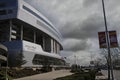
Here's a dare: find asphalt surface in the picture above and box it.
[14,70,73,80]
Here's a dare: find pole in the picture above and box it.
[74,55,76,65]
[101,0,114,80]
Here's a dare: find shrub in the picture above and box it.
[71,64,81,73]
[0,70,13,80]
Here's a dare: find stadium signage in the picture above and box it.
[23,41,43,52]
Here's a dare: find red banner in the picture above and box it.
[98,32,107,48]
[98,31,118,48]
[109,31,118,48]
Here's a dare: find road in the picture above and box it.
[102,70,120,80]
[14,70,73,80]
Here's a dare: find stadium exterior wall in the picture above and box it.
[0,0,64,67]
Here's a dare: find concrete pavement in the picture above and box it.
[101,70,120,80]
[14,70,73,80]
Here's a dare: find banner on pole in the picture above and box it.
[98,32,107,48]
[109,31,118,48]
[98,31,118,48]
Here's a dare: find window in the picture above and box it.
[0,9,13,15]
[0,21,10,41]
[8,9,13,14]
[0,3,6,8]
[0,10,7,15]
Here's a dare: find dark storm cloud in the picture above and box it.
[62,39,91,51]
[61,14,104,39]
[83,0,99,7]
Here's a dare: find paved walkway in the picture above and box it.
[101,70,120,80]
[14,70,73,80]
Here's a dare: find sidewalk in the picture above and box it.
[14,70,73,80]
[101,70,119,80]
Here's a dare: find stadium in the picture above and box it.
[0,0,65,67]
[0,44,7,66]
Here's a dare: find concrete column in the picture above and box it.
[51,39,54,53]
[21,25,23,40]
[9,20,12,41]
[53,40,54,53]
[55,42,57,54]
[57,43,59,54]
[42,36,45,50]
[33,30,36,43]
[53,40,56,53]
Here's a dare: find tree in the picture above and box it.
[8,52,26,67]
[15,52,26,67]
[100,48,120,68]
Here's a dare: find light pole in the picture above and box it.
[74,55,76,65]
[101,0,114,80]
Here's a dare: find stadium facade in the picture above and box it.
[0,0,64,67]
[0,44,7,66]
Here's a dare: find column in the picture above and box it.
[42,36,45,50]
[33,30,36,43]
[20,25,23,40]
[51,39,54,53]
[53,40,56,53]
[9,20,12,41]
[57,43,60,54]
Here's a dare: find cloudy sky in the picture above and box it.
[25,0,120,65]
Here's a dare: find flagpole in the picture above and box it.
[101,0,114,80]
